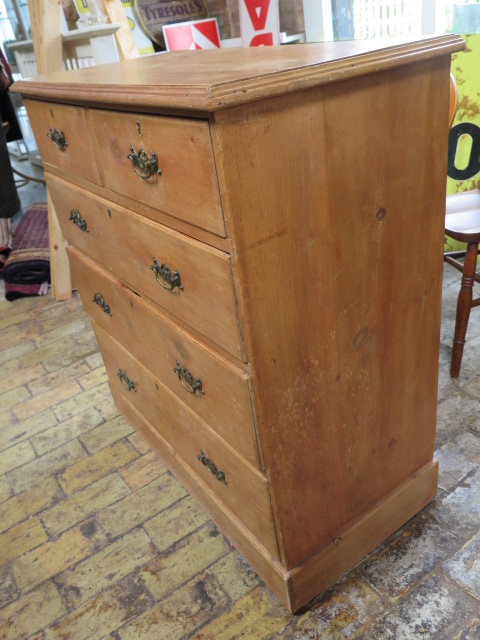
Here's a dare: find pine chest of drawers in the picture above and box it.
[14,35,465,612]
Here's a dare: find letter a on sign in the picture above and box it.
[239,0,279,47]
[244,0,270,30]
[163,18,221,51]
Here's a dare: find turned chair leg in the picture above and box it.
[451,241,479,378]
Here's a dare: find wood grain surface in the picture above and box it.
[95,322,278,556]
[12,36,464,111]
[68,247,261,468]
[46,173,244,360]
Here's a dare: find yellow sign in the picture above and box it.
[446,34,480,251]
[74,0,90,14]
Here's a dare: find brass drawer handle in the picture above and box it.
[69,208,89,233]
[173,361,204,395]
[198,451,226,484]
[151,257,183,291]
[47,127,67,150]
[117,369,136,392]
[92,293,112,316]
[127,146,161,179]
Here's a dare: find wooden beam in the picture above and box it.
[100,0,139,59]
[27,0,72,299]
[26,0,63,74]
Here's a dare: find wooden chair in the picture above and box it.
[444,74,480,377]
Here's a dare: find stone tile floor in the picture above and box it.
[1,164,480,638]
[0,266,479,639]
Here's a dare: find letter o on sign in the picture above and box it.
[447,122,480,181]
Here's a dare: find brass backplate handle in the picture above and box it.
[69,209,88,233]
[173,361,204,395]
[92,293,112,316]
[127,145,161,179]
[198,451,226,484]
[151,257,183,291]
[47,127,67,150]
[117,369,136,392]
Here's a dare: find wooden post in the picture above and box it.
[27,0,72,300]
[100,0,139,59]
[27,0,63,75]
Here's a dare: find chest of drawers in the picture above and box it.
[13,35,464,612]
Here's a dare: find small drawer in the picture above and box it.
[24,99,102,185]
[89,108,225,237]
[68,246,261,469]
[93,322,277,557]
[46,173,244,360]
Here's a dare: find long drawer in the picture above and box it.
[24,99,102,185]
[68,246,261,469]
[89,108,225,236]
[93,321,278,556]
[46,173,244,360]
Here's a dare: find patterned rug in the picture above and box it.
[0,218,13,273]
[3,202,50,301]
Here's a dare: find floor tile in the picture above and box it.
[41,472,130,537]
[76,365,108,391]
[140,521,230,600]
[207,552,260,602]
[0,581,66,640]
[0,339,36,367]
[363,574,480,639]
[119,450,167,491]
[435,431,480,491]
[0,361,46,395]
[435,392,480,447]
[0,408,58,452]
[79,414,134,454]
[55,527,156,610]
[0,564,17,607]
[0,474,11,503]
[118,572,229,640]
[26,360,89,397]
[0,439,36,475]
[143,494,209,553]
[452,621,480,640]
[434,466,480,535]
[361,517,460,600]
[0,476,62,533]
[45,573,154,640]
[275,574,386,640]
[0,517,48,564]
[57,438,138,495]
[13,380,82,422]
[52,381,112,422]
[11,518,107,591]
[7,439,87,494]
[30,407,105,456]
[190,585,290,640]
[443,532,480,600]
[98,473,187,538]
[0,383,31,413]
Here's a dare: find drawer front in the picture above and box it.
[68,246,261,469]
[93,322,277,556]
[46,174,244,360]
[24,99,101,185]
[89,109,225,236]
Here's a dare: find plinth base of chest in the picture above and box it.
[110,386,438,613]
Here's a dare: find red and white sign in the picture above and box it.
[163,18,220,51]
[239,0,279,47]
